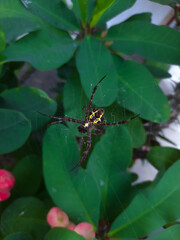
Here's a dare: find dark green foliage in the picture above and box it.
[0,1,180,239]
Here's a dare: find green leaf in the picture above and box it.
[109,159,180,238]
[107,21,180,65]
[0,86,57,131]
[0,0,41,43]
[3,232,34,240]
[145,64,171,79]
[0,197,49,240]
[91,0,136,26]
[0,28,5,52]
[43,124,100,227]
[1,28,78,70]
[21,0,80,31]
[104,103,146,148]
[147,146,180,170]
[87,126,133,221]
[148,225,180,240]
[63,71,89,136]
[12,155,42,197]
[113,58,170,123]
[149,0,180,6]
[0,109,31,154]
[72,0,96,23]
[125,13,152,22]
[76,36,118,107]
[44,228,85,240]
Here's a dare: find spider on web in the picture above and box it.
[38,76,140,171]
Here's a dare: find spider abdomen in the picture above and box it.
[89,108,104,124]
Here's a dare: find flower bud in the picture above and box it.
[67,222,76,230]
[47,207,69,228]
[0,189,10,201]
[0,169,15,191]
[74,222,95,240]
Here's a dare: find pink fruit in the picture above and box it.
[0,189,10,201]
[74,222,95,240]
[47,207,69,228]
[0,169,15,190]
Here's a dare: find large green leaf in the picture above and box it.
[107,21,180,65]
[44,228,85,240]
[0,197,49,240]
[43,124,100,227]
[0,0,41,43]
[109,159,180,238]
[12,155,42,197]
[87,126,133,221]
[1,28,78,70]
[113,58,170,123]
[148,225,180,240]
[0,109,31,154]
[76,36,118,107]
[0,86,57,130]
[3,232,34,240]
[147,146,180,170]
[21,0,80,31]
[91,0,136,26]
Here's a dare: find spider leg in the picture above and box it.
[88,75,106,110]
[70,128,91,171]
[92,126,105,135]
[100,114,140,126]
[38,111,85,124]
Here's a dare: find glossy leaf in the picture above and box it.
[21,0,80,31]
[0,86,57,131]
[0,197,49,240]
[147,146,180,170]
[76,36,118,107]
[88,126,133,221]
[72,0,96,23]
[145,64,171,79]
[91,0,136,26]
[109,159,180,238]
[12,155,42,197]
[43,124,100,227]
[0,109,31,154]
[1,28,78,70]
[113,58,170,122]
[0,27,5,52]
[3,232,33,240]
[44,228,85,240]
[107,21,180,65]
[0,0,40,43]
[148,225,180,240]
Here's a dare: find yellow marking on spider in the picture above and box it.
[89,109,104,124]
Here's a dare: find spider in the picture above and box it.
[38,76,139,171]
